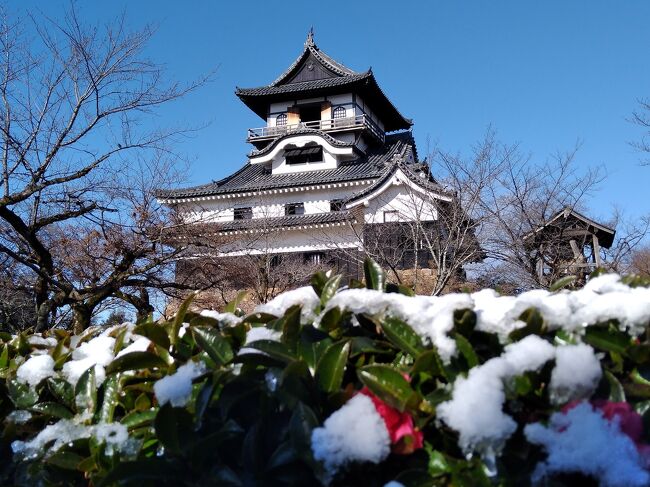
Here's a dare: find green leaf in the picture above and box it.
[133,322,170,350]
[154,404,194,455]
[549,275,577,291]
[509,308,544,342]
[99,374,121,423]
[97,458,181,486]
[280,305,301,349]
[170,291,198,347]
[584,326,631,355]
[192,326,234,366]
[411,349,446,380]
[241,340,296,363]
[386,283,415,296]
[289,402,319,460]
[380,317,424,357]
[121,409,157,429]
[315,341,350,393]
[30,402,73,419]
[319,307,344,332]
[357,364,419,411]
[75,366,97,417]
[7,380,38,409]
[106,351,168,374]
[0,344,8,367]
[605,370,626,402]
[426,444,451,477]
[454,333,479,368]
[47,378,75,409]
[320,274,342,307]
[310,270,331,296]
[242,312,277,324]
[364,257,385,291]
[45,451,85,470]
[224,290,248,313]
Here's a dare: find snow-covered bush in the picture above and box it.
[0,260,649,486]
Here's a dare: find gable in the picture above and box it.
[283,52,341,85]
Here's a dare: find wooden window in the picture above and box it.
[285,146,323,165]
[383,210,399,222]
[276,113,287,126]
[332,106,347,119]
[233,207,253,220]
[330,199,344,212]
[304,252,324,265]
[285,202,305,216]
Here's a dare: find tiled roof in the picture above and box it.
[215,210,355,232]
[237,72,372,97]
[158,132,417,199]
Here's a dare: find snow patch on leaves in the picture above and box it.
[311,394,391,479]
[255,286,320,323]
[525,402,649,487]
[153,360,206,407]
[16,355,56,387]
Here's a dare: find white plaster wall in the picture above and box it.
[363,184,438,224]
[219,224,362,256]
[177,185,369,224]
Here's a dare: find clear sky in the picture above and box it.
[15,0,650,224]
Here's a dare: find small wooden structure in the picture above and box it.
[524,207,616,285]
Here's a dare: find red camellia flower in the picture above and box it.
[358,387,424,455]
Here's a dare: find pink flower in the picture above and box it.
[358,387,424,455]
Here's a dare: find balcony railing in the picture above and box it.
[247,114,385,143]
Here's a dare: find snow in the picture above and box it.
[16,355,56,387]
[62,335,116,386]
[437,336,556,456]
[473,274,650,338]
[7,410,32,424]
[255,286,320,323]
[525,402,649,487]
[438,337,604,458]
[153,360,206,407]
[549,344,602,405]
[322,289,473,362]
[383,482,405,487]
[11,420,129,460]
[115,336,152,359]
[238,326,282,355]
[311,393,391,478]
[27,336,57,347]
[200,310,242,327]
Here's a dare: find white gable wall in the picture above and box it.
[364,184,438,224]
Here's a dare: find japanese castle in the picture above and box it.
[159,32,454,276]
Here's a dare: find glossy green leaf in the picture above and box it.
[121,409,157,429]
[584,326,631,355]
[47,378,75,409]
[280,305,301,349]
[0,344,8,367]
[224,290,248,313]
[30,401,73,419]
[364,256,386,291]
[97,458,181,486]
[381,317,424,357]
[106,351,168,374]
[192,326,234,366]
[7,380,38,409]
[549,275,577,291]
[75,366,97,417]
[170,291,197,346]
[154,404,194,455]
[133,322,170,350]
[426,445,451,477]
[315,341,350,393]
[99,375,121,423]
[454,333,479,368]
[241,340,296,363]
[357,364,419,411]
[509,308,544,342]
[411,349,446,380]
[310,270,331,296]
[320,274,342,307]
[605,370,626,402]
[46,451,84,470]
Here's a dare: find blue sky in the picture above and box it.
[16,0,650,224]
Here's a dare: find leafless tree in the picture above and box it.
[631,98,650,165]
[0,4,213,331]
